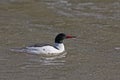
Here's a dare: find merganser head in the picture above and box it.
[55,33,76,43]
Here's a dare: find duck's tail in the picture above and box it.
[10,47,28,53]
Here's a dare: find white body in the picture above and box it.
[17,43,65,55]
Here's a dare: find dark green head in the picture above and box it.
[55,33,76,43]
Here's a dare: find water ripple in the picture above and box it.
[45,0,120,20]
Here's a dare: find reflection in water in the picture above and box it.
[115,47,120,50]
[29,52,67,65]
[20,58,66,69]
[29,58,66,66]
[20,52,67,69]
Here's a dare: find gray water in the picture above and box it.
[0,0,120,80]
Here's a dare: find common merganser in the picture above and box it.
[11,33,76,55]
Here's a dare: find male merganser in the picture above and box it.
[11,33,76,55]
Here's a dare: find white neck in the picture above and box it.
[54,43,65,51]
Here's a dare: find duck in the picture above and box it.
[11,33,76,55]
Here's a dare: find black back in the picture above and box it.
[28,43,52,47]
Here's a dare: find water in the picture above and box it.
[0,0,120,80]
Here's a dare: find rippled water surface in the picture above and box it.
[0,0,120,80]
